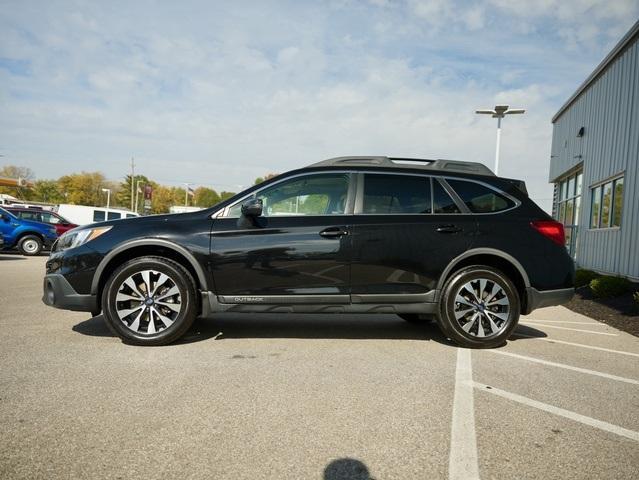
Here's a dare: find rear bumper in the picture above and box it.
[524,287,574,314]
[42,274,97,312]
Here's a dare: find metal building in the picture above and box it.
[549,20,639,280]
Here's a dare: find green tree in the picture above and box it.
[57,172,108,206]
[117,174,151,211]
[31,180,64,203]
[193,187,221,208]
[219,191,236,201]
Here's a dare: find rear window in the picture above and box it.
[447,179,514,213]
[363,174,431,214]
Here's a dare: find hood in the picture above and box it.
[84,210,210,230]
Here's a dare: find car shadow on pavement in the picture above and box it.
[72,314,549,347]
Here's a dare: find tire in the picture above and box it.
[101,256,197,346]
[18,235,43,256]
[398,314,434,324]
[436,266,520,349]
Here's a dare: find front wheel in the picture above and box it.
[437,266,520,349]
[102,256,197,346]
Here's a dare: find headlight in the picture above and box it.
[56,226,112,251]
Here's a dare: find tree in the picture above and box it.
[31,180,64,204]
[0,165,36,199]
[254,173,278,185]
[219,191,236,201]
[193,187,221,208]
[57,172,108,206]
[150,185,187,214]
[118,174,151,211]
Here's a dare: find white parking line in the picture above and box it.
[474,382,639,442]
[521,321,618,336]
[523,319,606,326]
[449,349,480,480]
[489,350,639,385]
[512,333,639,358]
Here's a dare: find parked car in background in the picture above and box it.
[0,206,58,255]
[55,204,139,226]
[5,207,78,236]
[43,156,575,347]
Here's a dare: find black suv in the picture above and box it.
[43,157,574,347]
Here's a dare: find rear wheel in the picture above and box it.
[102,256,197,346]
[18,235,43,256]
[437,266,520,348]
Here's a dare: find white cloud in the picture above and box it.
[0,0,638,211]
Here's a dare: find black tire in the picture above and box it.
[18,235,43,256]
[436,266,520,349]
[101,256,197,346]
[398,314,434,324]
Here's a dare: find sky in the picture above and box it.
[1,0,638,211]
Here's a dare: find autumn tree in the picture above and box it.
[254,173,278,185]
[30,180,64,203]
[0,165,36,199]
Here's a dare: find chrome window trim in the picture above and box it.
[356,170,519,216]
[213,169,521,218]
[213,170,356,219]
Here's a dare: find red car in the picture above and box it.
[5,207,78,236]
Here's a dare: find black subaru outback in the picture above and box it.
[43,157,574,348]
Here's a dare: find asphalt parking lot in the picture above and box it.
[1,255,638,479]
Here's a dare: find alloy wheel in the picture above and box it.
[453,278,510,338]
[115,269,182,335]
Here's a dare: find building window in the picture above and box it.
[590,175,624,229]
[554,169,582,258]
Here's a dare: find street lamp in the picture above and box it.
[475,105,525,175]
[101,188,111,210]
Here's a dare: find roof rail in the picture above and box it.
[307,156,495,176]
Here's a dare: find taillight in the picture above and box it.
[530,220,565,246]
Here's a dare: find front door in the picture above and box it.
[349,172,477,301]
[210,172,354,301]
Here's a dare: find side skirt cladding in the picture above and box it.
[200,291,439,316]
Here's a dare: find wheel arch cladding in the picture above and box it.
[439,250,529,313]
[92,240,208,306]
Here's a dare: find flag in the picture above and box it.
[187,185,195,196]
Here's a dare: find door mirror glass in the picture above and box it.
[241,198,263,217]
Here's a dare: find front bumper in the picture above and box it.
[524,287,574,314]
[42,274,97,312]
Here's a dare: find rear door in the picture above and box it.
[210,172,355,301]
[349,172,477,302]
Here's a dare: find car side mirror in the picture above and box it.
[241,198,263,217]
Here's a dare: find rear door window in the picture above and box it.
[446,179,514,213]
[363,174,431,214]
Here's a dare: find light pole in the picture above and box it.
[101,188,111,210]
[475,105,525,175]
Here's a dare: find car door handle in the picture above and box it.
[319,227,349,238]
[436,224,462,234]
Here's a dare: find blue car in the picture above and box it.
[0,206,58,256]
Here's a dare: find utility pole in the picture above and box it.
[134,179,143,214]
[130,157,135,211]
[184,183,191,207]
